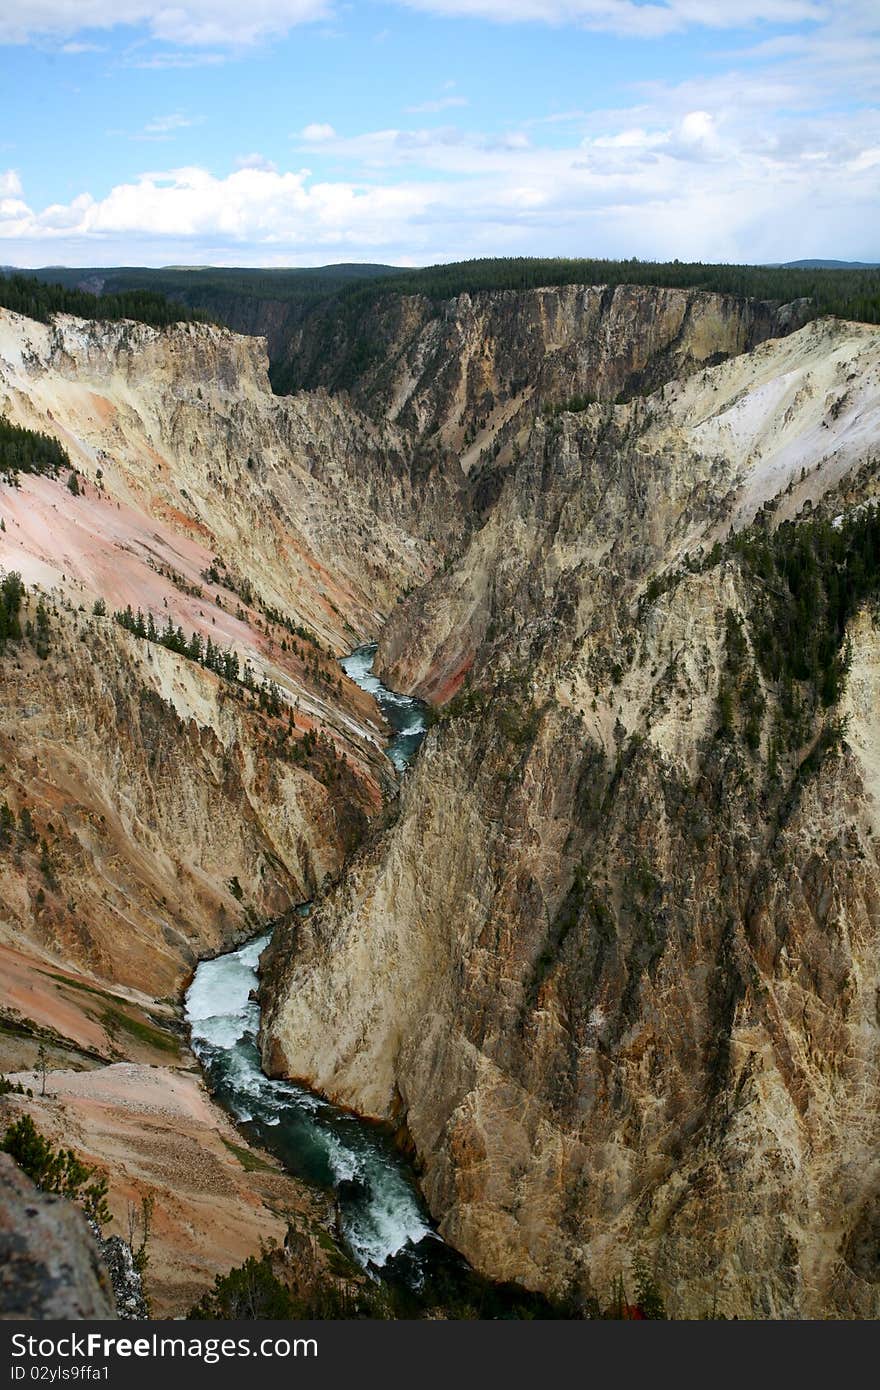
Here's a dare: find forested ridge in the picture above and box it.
[0,273,205,328]
[4,264,395,316]
[335,256,880,324]
[7,256,880,326]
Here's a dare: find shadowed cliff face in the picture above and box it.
[263,314,880,1318]
[272,283,800,452]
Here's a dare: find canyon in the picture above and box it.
[1,282,879,1317]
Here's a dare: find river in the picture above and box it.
[338,642,429,774]
[185,643,437,1275]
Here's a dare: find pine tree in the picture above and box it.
[1,1115,111,1226]
[33,599,50,659]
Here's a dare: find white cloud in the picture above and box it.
[1,0,843,47]
[1,90,878,268]
[300,123,337,141]
[678,111,714,144]
[0,170,23,198]
[235,152,279,171]
[142,112,197,136]
[666,109,724,161]
[848,146,880,173]
[406,95,469,113]
[593,128,657,148]
[394,1,828,40]
[293,123,537,171]
[1,4,878,268]
[0,165,426,250]
[107,112,202,143]
[0,2,331,48]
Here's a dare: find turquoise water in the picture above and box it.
[339,642,428,773]
[186,931,436,1271]
[186,643,435,1273]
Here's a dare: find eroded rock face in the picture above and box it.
[0,301,461,1313]
[264,315,880,1317]
[97,1234,147,1320]
[3,286,878,1318]
[274,283,799,452]
[0,1153,116,1319]
[0,306,444,991]
[0,598,385,995]
[0,309,460,647]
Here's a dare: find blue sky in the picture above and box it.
[1,2,877,267]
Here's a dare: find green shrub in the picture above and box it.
[1,1114,111,1226]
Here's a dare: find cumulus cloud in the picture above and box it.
[1,89,878,267]
[0,164,426,250]
[1,2,877,267]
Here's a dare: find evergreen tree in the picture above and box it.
[0,571,24,647]
[2,1115,111,1226]
[0,273,203,330]
[0,417,70,481]
[33,599,50,659]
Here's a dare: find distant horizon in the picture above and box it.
[5,256,880,275]
[2,3,877,268]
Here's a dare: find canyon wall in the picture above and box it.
[272,283,803,443]
[264,314,880,1318]
[0,304,447,1313]
[4,286,879,1318]
[0,306,455,990]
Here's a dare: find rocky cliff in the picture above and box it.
[263,312,880,1318]
[0,307,444,992]
[4,284,879,1319]
[0,1153,117,1319]
[0,310,463,645]
[0,304,450,1313]
[272,283,802,451]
